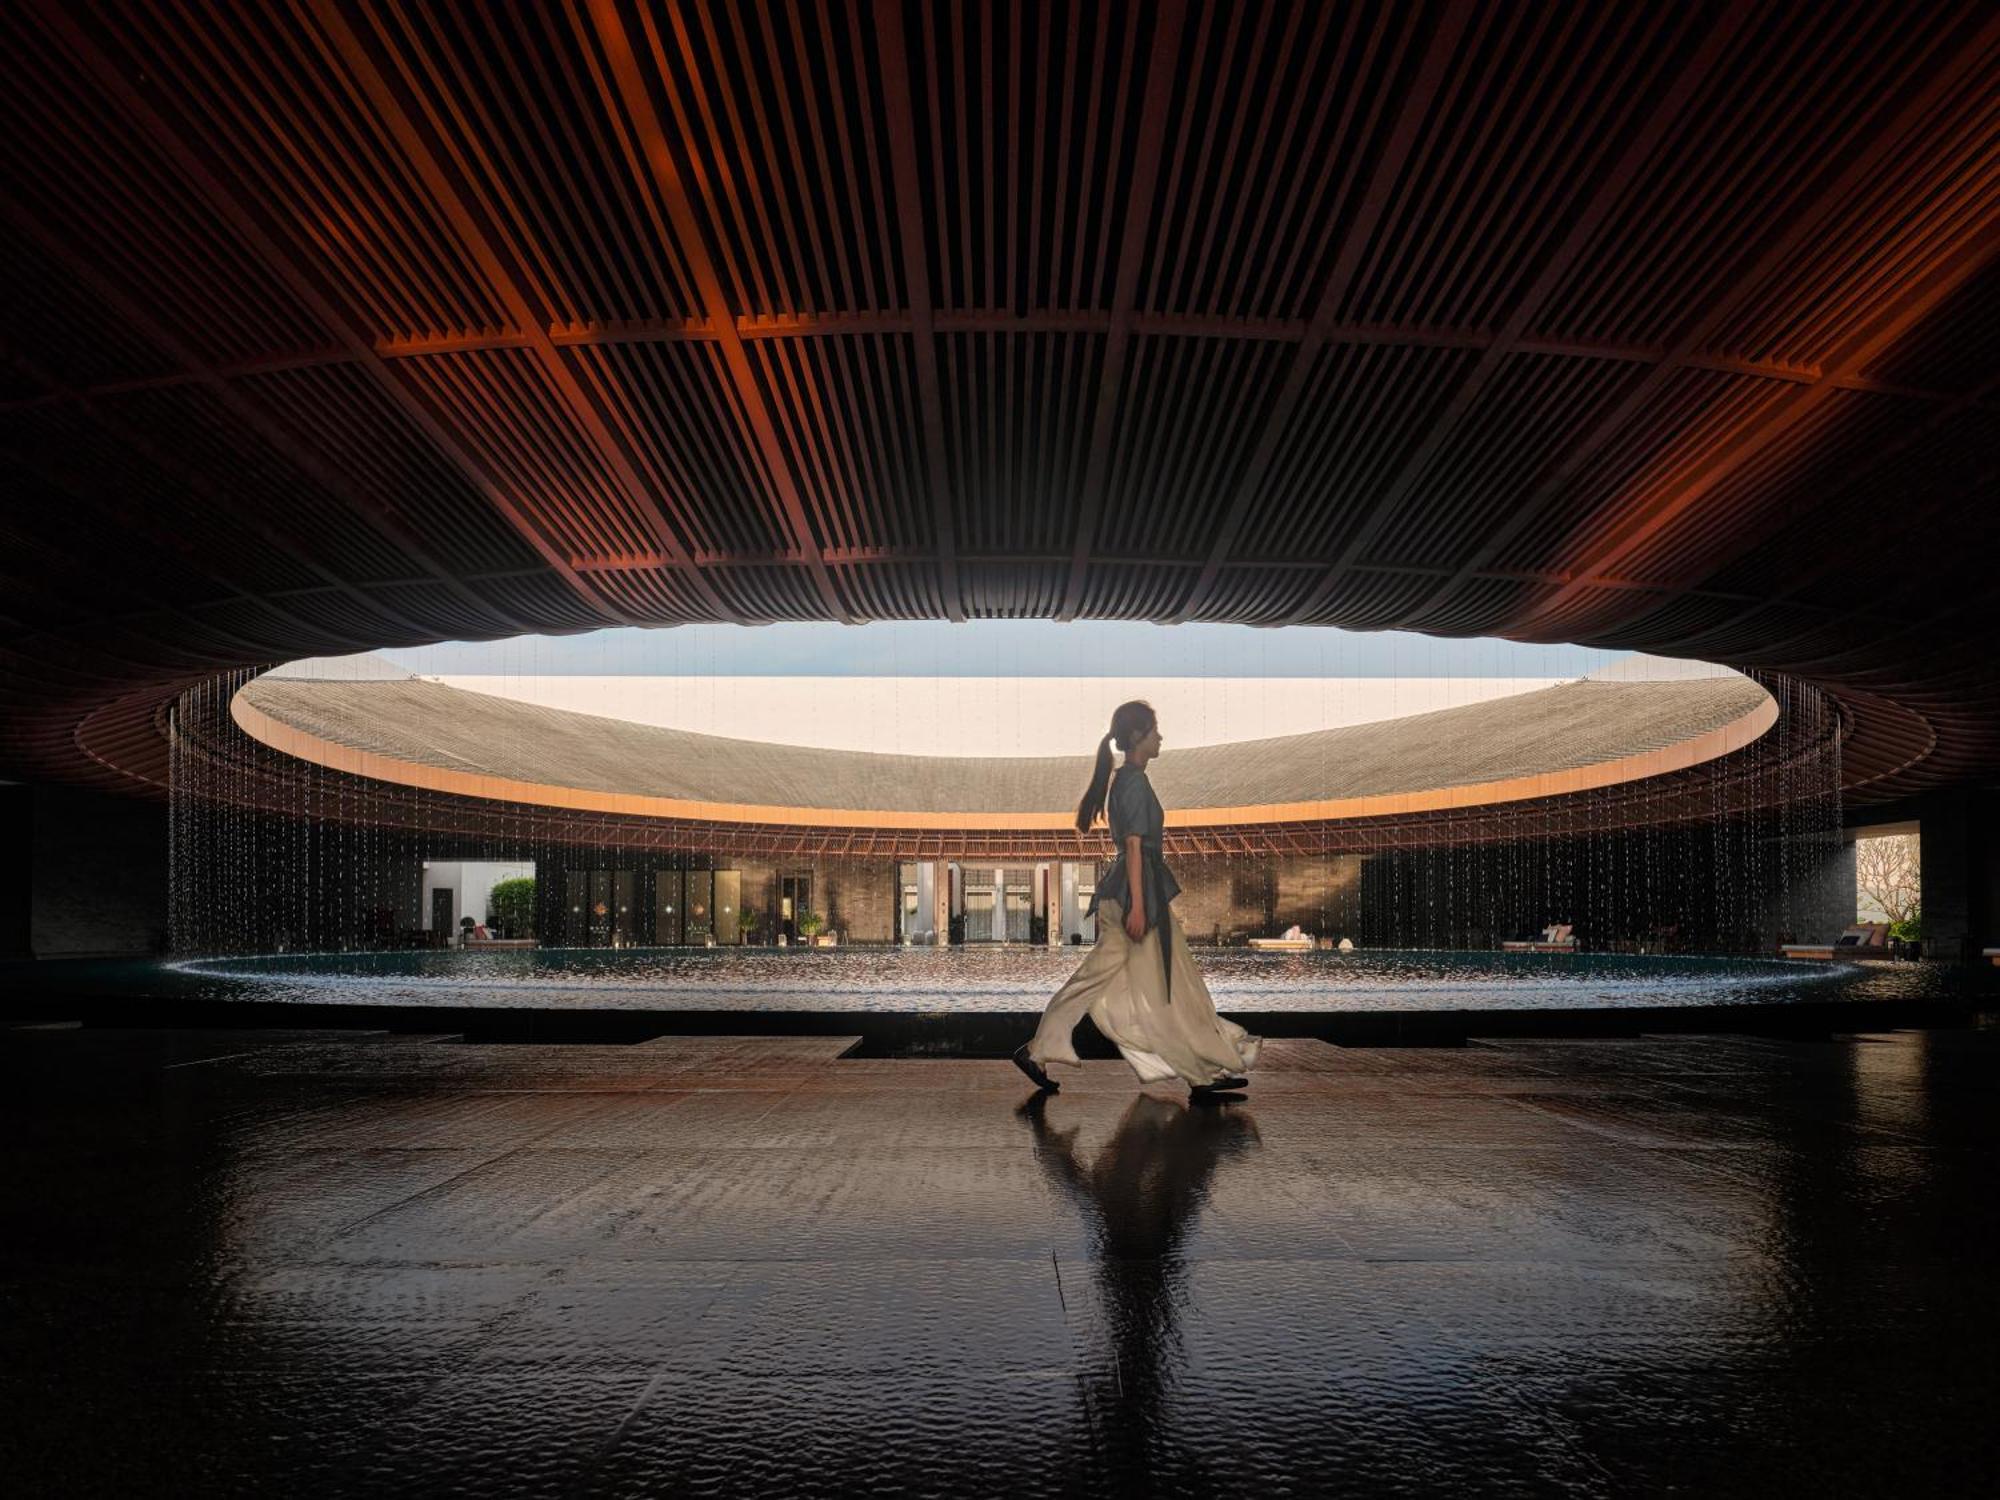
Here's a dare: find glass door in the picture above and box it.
[780,873,812,943]
[611,870,635,946]
[655,869,685,945]
[962,867,996,942]
[587,871,613,945]
[715,870,741,945]
[1002,866,1033,943]
[685,870,715,945]
[897,862,937,943]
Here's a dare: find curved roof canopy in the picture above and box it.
[1,2,1994,804]
[234,671,1775,831]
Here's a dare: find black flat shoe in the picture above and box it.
[1190,1076,1248,1099]
[1012,1044,1058,1093]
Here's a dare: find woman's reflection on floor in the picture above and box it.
[1019,1090,1261,1473]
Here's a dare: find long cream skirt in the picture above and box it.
[1027,899,1261,1086]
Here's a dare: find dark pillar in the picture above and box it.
[0,784,33,960]
[1982,792,2000,963]
[27,784,169,958]
[1918,787,2000,966]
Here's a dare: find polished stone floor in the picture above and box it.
[3,1023,1995,1497]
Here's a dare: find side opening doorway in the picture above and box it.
[780,873,812,945]
[1854,824,1921,958]
[957,865,1037,943]
[564,868,637,946]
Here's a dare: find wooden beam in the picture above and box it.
[10,310,1992,418]
[1511,225,2000,640]
[1642,373,2000,657]
[873,0,964,622]
[581,0,859,624]
[1259,1,1752,628]
[30,0,638,632]
[1171,0,1474,624]
[0,187,471,644]
[1381,5,2000,638]
[305,0,745,625]
[1056,0,1187,620]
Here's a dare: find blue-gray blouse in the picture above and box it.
[1088,766,1181,930]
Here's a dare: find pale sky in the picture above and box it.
[280,626,1729,758]
[373,621,1621,679]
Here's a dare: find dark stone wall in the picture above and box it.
[26,785,169,958]
[0,785,33,960]
[1346,818,1848,954]
[820,858,898,943]
[1171,856,1366,944]
[1919,787,2000,964]
[1982,794,2000,959]
[1762,837,1857,951]
[1970,803,1996,958]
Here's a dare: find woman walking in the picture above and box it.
[1013,700,1260,1097]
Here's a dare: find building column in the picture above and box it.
[26,784,168,958]
[0,784,32,961]
[1920,788,2000,966]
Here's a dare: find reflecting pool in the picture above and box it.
[163,946,1881,1012]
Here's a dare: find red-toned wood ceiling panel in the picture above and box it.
[1,0,1994,808]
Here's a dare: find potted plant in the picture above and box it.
[737,908,764,945]
[489,876,536,940]
[797,908,830,946]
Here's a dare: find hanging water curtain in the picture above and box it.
[166,652,1842,962]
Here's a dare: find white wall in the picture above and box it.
[423,675,1574,756]
[422,860,535,934]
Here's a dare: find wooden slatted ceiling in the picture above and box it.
[0,0,1994,807]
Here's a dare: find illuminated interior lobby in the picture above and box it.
[2,3,1997,1495]
[168,646,1839,959]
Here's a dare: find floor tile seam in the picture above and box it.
[232,1256,587,1277]
[318,1147,548,1239]
[237,1144,534,1167]
[1491,1094,1730,1148]
[558,1267,768,1496]
[645,1356,1085,1383]
[160,1049,298,1071]
[1484,1376,1625,1492]
[446,1150,682,1251]
[556,1254,1066,1276]
[1592,1072,1936,1144]
[445,1264,665,1369]
[206,1301,540,1330]
[277,1088,563,1147]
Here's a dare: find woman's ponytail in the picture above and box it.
[1075,733,1116,832]
[1075,700,1156,832]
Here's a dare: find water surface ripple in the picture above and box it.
[160,946,1910,1013]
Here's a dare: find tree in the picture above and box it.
[488,876,537,938]
[1855,834,1920,926]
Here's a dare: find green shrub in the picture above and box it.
[489,876,537,938]
[1889,907,1922,943]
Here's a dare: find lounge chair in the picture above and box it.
[1781,923,1889,960]
[1501,923,1577,954]
[1248,934,1315,952]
